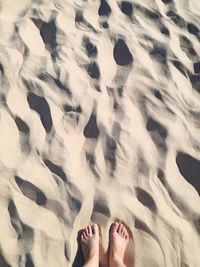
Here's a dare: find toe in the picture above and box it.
[87,225,92,236]
[111,222,119,233]
[82,228,87,236]
[118,223,123,234]
[81,234,84,242]
[83,232,87,240]
[125,232,129,240]
[122,228,126,238]
[88,225,92,236]
[85,227,89,236]
[124,229,128,238]
[122,226,126,235]
[92,224,99,235]
[97,224,102,237]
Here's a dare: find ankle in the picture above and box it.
[88,247,99,258]
[83,256,99,267]
[110,255,125,267]
[88,253,99,261]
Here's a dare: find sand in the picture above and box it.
[0,0,200,266]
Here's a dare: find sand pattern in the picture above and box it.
[0,0,200,266]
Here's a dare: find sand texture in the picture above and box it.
[0,0,200,266]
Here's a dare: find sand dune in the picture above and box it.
[0,0,200,266]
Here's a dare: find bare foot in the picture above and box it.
[109,222,130,267]
[81,224,99,267]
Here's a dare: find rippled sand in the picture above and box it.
[0,0,200,266]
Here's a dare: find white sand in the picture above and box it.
[0,0,200,266]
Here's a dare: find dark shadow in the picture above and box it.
[85,152,100,178]
[86,42,97,57]
[38,72,72,97]
[187,23,199,36]
[153,89,163,101]
[194,216,200,235]
[75,10,83,23]
[144,8,160,20]
[40,19,57,59]
[135,217,154,236]
[179,35,197,59]
[45,199,68,224]
[87,62,100,79]
[189,75,200,93]
[8,200,22,237]
[76,105,82,113]
[0,253,11,267]
[32,18,42,29]
[117,87,123,97]
[119,1,133,17]
[68,195,82,213]
[160,26,170,36]
[25,254,35,267]
[102,22,109,28]
[0,94,6,103]
[157,168,166,185]
[161,0,172,3]
[72,230,84,267]
[84,113,100,138]
[83,37,97,57]
[105,136,117,174]
[194,62,200,74]
[146,118,168,151]
[113,39,133,66]
[8,199,34,248]
[27,92,52,133]
[64,105,74,112]
[15,176,47,205]
[136,187,157,213]
[15,116,30,135]
[54,79,71,95]
[135,5,160,20]
[93,198,111,217]
[179,35,194,50]
[150,46,167,64]
[15,116,31,154]
[0,63,4,74]
[75,10,97,32]
[176,152,200,195]
[44,159,67,182]
[64,105,82,113]
[172,60,187,77]
[166,10,185,28]
[146,118,167,137]
[98,0,111,16]
[137,153,149,176]
[91,192,110,224]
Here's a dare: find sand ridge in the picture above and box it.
[0,0,200,266]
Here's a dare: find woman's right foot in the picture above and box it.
[109,222,130,267]
[80,224,99,267]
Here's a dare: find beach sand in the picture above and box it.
[0,0,200,266]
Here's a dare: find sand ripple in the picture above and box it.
[0,0,200,266]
